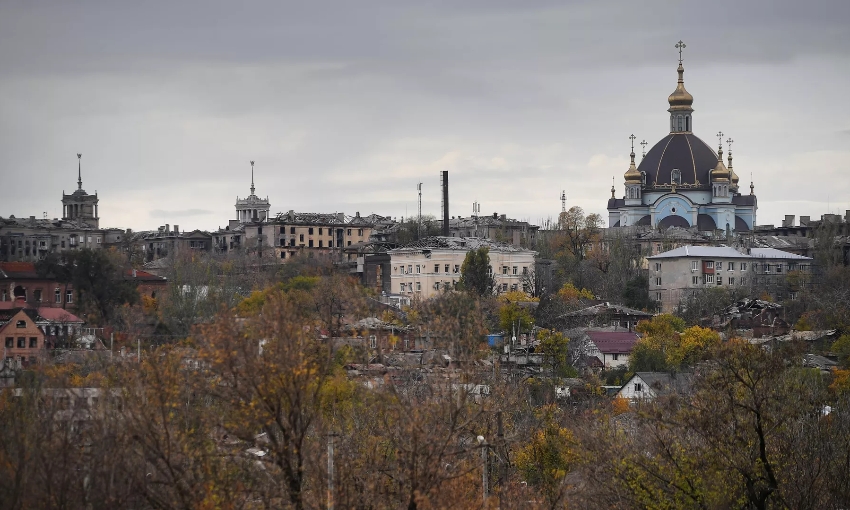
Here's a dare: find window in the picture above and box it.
[358,229,363,236]
[705,274,714,283]
[18,337,25,348]
[444,264,450,273]
[416,282,421,291]
[16,320,26,328]
[501,283,508,292]
[655,277,661,286]
[308,240,314,247]
[453,265,460,274]
[280,252,286,259]
[289,239,295,247]
[290,227,295,234]
[741,277,747,285]
[692,276,699,285]
[671,168,681,184]
[400,283,405,292]
[612,354,619,361]
[512,266,518,275]
[29,338,37,348]
[369,335,377,349]
[34,289,42,302]
[728,262,735,271]
[309,227,314,235]
[299,234,304,242]
[328,241,333,248]
[705,261,714,269]
[654,262,662,271]
[347,229,352,236]
[729,277,735,285]
[502,266,509,275]
[407,265,412,274]
[347,241,351,246]
[635,383,643,392]
[66,291,73,303]
[776,265,783,273]
[741,262,748,271]
[522,266,528,275]
[318,228,323,235]
[416,265,421,274]
[4,338,11,348]
[716,277,722,285]
[716,261,723,270]
[318,240,323,247]
[510,284,518,291]
[434,264,440,273]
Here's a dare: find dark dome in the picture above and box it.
[658,215,691,228]
[638,133,718,186]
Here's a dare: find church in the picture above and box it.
[607,42,757,233]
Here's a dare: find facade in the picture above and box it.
[129,226,212,263]
[0,309,46,366]
[0,262,77,311]
[617,372,692,401]
[442,213,539,248]
[387,237,536,299]
[608,44,757,233]
[583,330,640,369]
[647,246,814,312]
[1,156,122,262]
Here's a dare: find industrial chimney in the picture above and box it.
[441,171,449,237]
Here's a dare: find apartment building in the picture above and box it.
[387,237,536,300]
[647,246,813,312]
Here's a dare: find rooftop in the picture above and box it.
[389,236,534,253]
[648,245,812,260]
[587,330,640,354]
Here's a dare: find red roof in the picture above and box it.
[36,307,83,323]
[586,331,639,354]
[0,262,39,278]
[125,269,167,282]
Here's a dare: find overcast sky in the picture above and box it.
[1,0,849,232]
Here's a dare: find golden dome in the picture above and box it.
[728,151,739,187]
[668,63,694,111]
[710,146,730,181]
[624,150,641,184]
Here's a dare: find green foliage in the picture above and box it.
[515,404,576,508]
[831,334,850,368]
[458,247,495,296]
[538,329,571,377]
[623,274,656,311]
[630,315,717,373]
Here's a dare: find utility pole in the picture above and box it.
[479,435,489,507]
[417,182,423,240]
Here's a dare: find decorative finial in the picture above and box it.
[629,134,636,153]
[640,139,648,158]
[611,176,615,198]
[716,131,724,148]
[750,173,754,195]
[726,138,733,153]
[76,153,82,190]
[675,40,686,64]
[250,160,255,195]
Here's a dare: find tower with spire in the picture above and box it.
[607,42,757,233]
[62,153,100,228]
[235,160,271,223]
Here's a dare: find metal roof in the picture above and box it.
[648,245,812,260]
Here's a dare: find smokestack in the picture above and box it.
[441,171,449,237]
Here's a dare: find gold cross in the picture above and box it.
[675,40,686,63]
[629,134,636,153]
[716,131,724,147]
[726,138,734,153]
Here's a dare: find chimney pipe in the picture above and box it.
[441,171,449,237]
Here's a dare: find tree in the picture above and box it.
[629,315,720,373]
[514,404,577,509]
[458,247,495,296]
[558,206,603,263]
[36,248,139,324]
[538,329,573,377]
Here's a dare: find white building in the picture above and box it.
[617,372,692,401]
[647,246,813,312]
[387,237,536,300]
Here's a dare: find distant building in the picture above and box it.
[235,162,271,223]
[440,213,539,248]
[608,44,756,233]
[617,372,692,401]
[128,225,212,263]
[582,330,640,369]
[0,262,76,311]
[0,308,46,367]
[647,246,813,312]
[387,236,536,299]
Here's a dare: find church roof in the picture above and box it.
[638,133,718,187]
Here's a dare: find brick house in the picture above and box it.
[1,309,46,367]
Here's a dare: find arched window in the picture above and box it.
[641,171,647,185]
[685,116,690,131]
[677,116,684,132]
[671,169,681,185]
